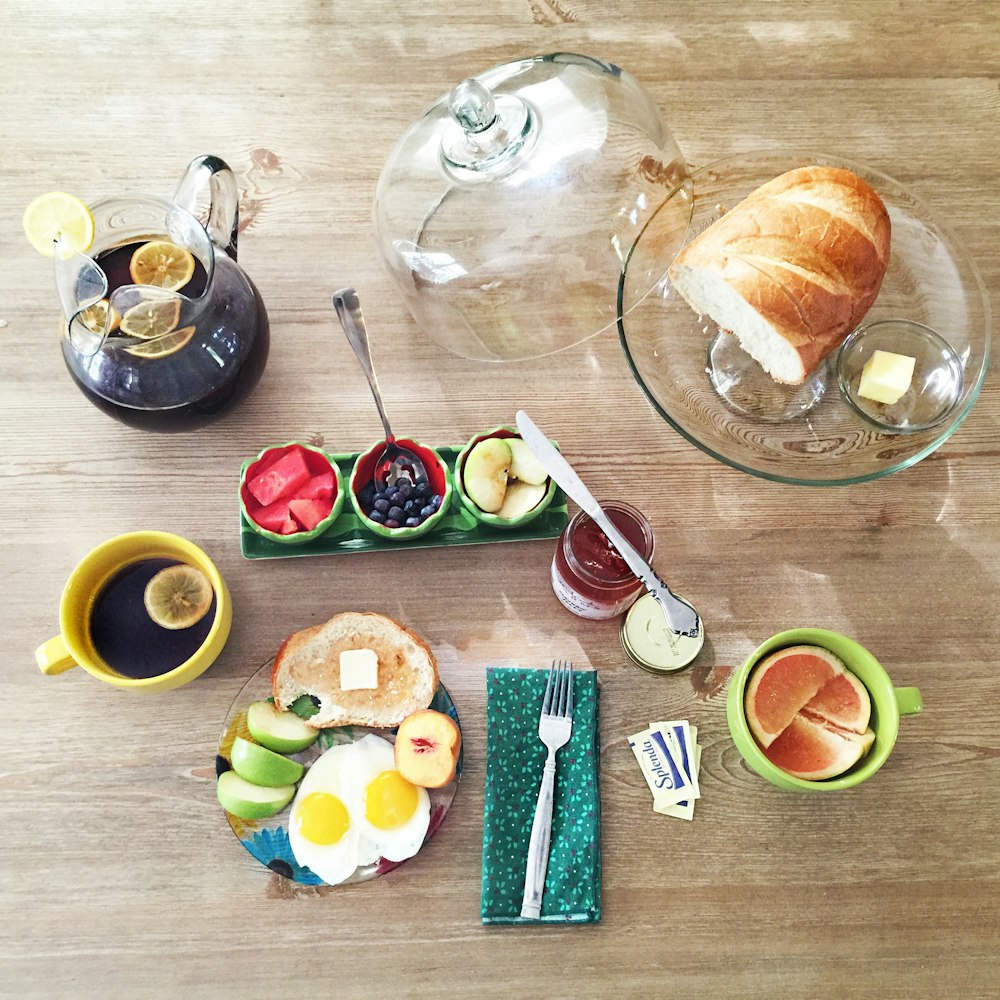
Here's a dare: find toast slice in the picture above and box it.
[272,611,438,728]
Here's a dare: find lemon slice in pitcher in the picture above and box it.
[80,298,121,335]
[124,325,195,359]
[119,299,181,339]
[129,240,196,290]
[22,192,95,257]
[144,564,213,630]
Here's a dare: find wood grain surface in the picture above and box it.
[2,1,998,997]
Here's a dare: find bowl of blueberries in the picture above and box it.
[349,438,453,540]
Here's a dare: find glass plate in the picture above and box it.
[240,445,568,559]
[216,657,462,886]
[618,150,991,485]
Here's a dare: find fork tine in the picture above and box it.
[556,661,570,717]
[542,662,556,714]
[565,661,574,717]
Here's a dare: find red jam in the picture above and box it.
[551,501,654,620]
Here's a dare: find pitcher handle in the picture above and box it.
[173,155,240,258]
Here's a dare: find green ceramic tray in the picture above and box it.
[240,446,569,559]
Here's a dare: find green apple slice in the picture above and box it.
[230,736,305,787]
[496,479,547,520]
[463,437,512,513]
[217,769,296,819]
[507,438,549,486]
[247,699,320,753]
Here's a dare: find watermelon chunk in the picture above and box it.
[289,497,333,531]
[250,498,292,533]
[299,472,335,501]
[247,449,311,507]
[279,517,299,535]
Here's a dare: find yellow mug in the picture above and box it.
[35,531,232,692]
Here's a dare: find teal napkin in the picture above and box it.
[481,666,601,924]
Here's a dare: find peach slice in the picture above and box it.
[394,709,461,788]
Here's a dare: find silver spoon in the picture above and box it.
[332,287,428,487]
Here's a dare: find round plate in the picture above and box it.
[216,658,462,885]
[618,150,991,485]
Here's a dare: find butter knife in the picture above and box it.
[515,410,701,638]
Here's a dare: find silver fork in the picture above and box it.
[520,660,574,920]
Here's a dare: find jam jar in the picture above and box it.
[551,501,654,620]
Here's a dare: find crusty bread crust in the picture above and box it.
[271,612,438,729]
[668,165,891,384]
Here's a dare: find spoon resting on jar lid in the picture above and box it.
[515,410,700,638]
[333,287,428,488]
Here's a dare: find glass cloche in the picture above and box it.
[373,53,692,361]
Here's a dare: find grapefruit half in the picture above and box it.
[744,645,846,748]
[762,714,875,780]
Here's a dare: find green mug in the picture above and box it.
[726,628,922,792]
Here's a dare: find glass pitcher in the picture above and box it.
[55,155,269,431]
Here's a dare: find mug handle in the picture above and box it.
[36,636,78,676]
[894,686,923,716]
[173,154,240,258]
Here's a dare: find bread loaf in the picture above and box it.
[667,165,891,384]
[272,611,438,728]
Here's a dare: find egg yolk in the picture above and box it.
[295,792,351,845]
[365,769,419,829]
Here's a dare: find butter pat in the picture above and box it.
[858,350,916,405]
[339,648,378,690]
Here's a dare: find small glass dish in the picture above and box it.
[837,320,965,433]
[349,439,453,541]
[454,425,558,530]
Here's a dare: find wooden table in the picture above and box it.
[3,2,998,997]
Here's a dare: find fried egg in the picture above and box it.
[287,742,377,886]
[347,734,431,863]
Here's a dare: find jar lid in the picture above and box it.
[373,53,692,361]
[621,593,704,673]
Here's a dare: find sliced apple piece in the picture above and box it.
[507,437,549,486]
[496,479,547,520]
[217,769,296,819]
[246,699,320,754]
[230,736,304,787]
[463,437,512,513]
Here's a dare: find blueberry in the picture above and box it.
[403,499,418,513]
[405,516,421,527]
[420,504,436,518]
[387,505,405,521]
[385,518,401,529]
[368,509,387,524]
[397,482,412,500]
[373,497,390,513]
[414,482,431,499]
[387,489,402,504]
[359,484,376,507]
[430,494,443,511]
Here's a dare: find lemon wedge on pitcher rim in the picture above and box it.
[23,192,95,258]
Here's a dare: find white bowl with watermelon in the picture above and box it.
[240,443,345,545]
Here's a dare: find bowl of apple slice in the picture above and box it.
[454,425,558,529]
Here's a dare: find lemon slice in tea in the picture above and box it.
[129,240,196,291]
[144,564,213,630]
[22,192,95,258]
[124,325,195,359]
[80,298,121,335]
[119,299,181,339]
